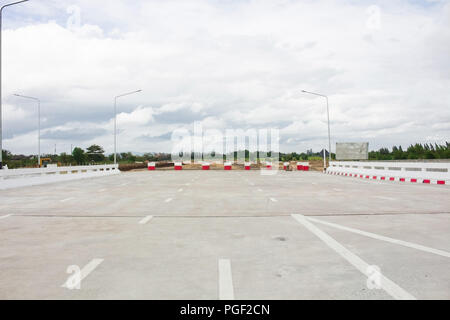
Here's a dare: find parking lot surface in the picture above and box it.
[1,171,449,299]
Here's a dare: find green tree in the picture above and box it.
[58,152,73,165]
[119,152,136,163]
[2,149,11,161]
[86,144,105,163]
[72,147,86,165]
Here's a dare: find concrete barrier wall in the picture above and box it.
[202,162,210,170]
[174,162,183,170]
[0,164,119,190]
[328,161,450,184]
[1,164,118,178]
[297,162,310,171]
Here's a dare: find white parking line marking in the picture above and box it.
[308,217,450,259]
[178,188,183,192]
[139,216,153,225]
[60,197,75,203]
[373,196,396,201]
[62,259,104,289]
[0,214,12,220]
[292,214,416,300]
[257,188,263,192]
[218,259,235,300]
[270,198,278,202]
[249,182,255,186]
[165,198,173,203]
[98,189,106,193]
[185,183,191,186]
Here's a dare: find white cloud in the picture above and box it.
[2,0,449,155]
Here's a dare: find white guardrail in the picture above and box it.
[0,164,119,190]
[327,161,450,184]
[0,164,119,179]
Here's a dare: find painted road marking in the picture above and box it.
[0,214,12,220]
[62,259,104,289]
[139,216,153,225]
[185,183,191,186]
[292,214,416,300]
[308,217,450,259]
[218,259,235,300]
[98,189,106,193]
[60,197,75,203]
[165,198,173,203]
[120,183,129,187]
[178,188,184,192]
[257,188,263,192]
[373,196,396,201]
[249,182,255,186]
[270,198,278,203]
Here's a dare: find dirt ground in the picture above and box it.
[131,160,329,172]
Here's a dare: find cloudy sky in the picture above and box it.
[2,0,449,155]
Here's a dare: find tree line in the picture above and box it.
[2,145,171,168]
[368,142,450,160]
[2,142,449,168]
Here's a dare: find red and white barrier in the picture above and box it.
[283,162,290,170]
[174,162,183,170]
[148,162,156,171]
[245,162,251,170]
[297,162,310,171]
[202,162,211,170]
[266,162,273,170]
[224,162,232,170]
[327,161,449,185]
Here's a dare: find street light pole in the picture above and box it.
[14,94,40,167]
[114,90,142,165]
[301,90,332,166]
[0,0,29,169]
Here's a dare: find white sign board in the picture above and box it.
[336,143,369,160]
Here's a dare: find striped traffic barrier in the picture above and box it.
[174,162,183,170]
[297,162,310,171]
[202,162,210,170]
[224,162,232,170]
[148,162,156,171]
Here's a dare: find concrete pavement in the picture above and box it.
[0,171,449,299]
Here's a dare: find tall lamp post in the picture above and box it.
[14,94,40,167]
[114,90,142,165]
[0,0,30,169]
[301,90,332,168]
